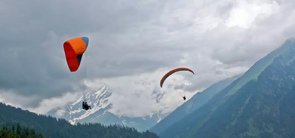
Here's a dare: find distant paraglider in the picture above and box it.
[160,67,195,100]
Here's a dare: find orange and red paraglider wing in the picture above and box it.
[63,37,89,72]
[160,67,195,87]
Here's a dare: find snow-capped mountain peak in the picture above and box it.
[64,84,112,124]
[50,83,163,131]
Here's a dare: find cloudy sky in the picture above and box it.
[1,0,295,118]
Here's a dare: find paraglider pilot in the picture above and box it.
[82,101,91,110]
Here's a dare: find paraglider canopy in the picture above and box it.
[160,67,195,88]
[63,37,89,72]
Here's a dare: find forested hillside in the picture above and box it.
[0,103,158,138]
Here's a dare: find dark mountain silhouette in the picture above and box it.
[152,39,295,138]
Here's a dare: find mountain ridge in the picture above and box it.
[49,84,160,132]
[154,38,295,138]
[0,102,159,138]
[151,75,238,134]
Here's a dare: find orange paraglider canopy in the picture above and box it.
[160,67,195,88]
[63,37,89,72]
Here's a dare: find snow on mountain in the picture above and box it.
[64,84,112,124]
[49,83,161,131]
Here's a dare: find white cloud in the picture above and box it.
[0,90,38,108]
[91,70,199,117]
[226,0,279,28]
[29,92,79,114]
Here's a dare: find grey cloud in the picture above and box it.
[0,0,165,99]
[1,0,295,116]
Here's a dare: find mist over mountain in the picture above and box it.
[151,75,238,134]
[152,39,295,138]
[48,84,161,132]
